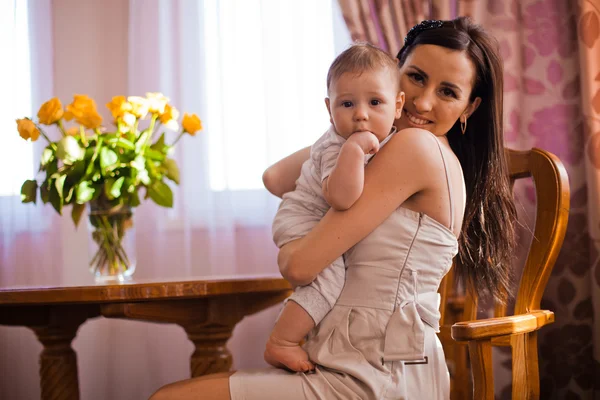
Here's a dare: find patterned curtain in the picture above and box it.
[337,0,600,398]
[337,0,452,55]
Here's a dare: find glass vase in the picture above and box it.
[88,202,136,283]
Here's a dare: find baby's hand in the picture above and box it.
[347,131,380,155]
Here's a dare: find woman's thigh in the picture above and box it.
[149,371,235,400]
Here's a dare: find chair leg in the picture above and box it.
[468,339,494,400]
[512,333,540,399]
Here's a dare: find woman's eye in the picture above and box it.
[370,99,381,106]
[342,101,353,108]
[409,73,424,83]
[441,88,457,98]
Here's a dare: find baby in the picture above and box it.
[264,43,405,372]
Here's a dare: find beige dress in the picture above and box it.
[230,140,457,400]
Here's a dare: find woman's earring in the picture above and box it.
[461,117,467,135]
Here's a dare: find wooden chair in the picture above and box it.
[438,148,570,399]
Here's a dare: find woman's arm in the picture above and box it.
[279,129,439,286]
[262,146,310,198]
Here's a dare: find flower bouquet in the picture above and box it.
[17,93,201,281]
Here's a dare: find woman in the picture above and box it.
[150,16,516,400]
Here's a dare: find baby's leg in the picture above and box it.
[264,255,345,372]
[264,300,315,372]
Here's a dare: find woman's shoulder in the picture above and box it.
[388,127,438,147]
[380,128,444,168]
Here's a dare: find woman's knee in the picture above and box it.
[148,382,179,400]
[148,372,234,400]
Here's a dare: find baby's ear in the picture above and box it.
[395,92,405,119]
[324,98,333,124]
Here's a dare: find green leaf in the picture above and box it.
[100,147,119,172]
[71,203,85,227]
[129,189,141,207]
[132,155,150,185]
[145,148,165,161]
[46,158,58,177]
[76,181,95,203]
[91,183,103,201]
[151,132,165,149]
[49,184,63,215]
[108,137,135,151]
[147,180,173,207]
[146,158,161,180]
[67,160,86,182]
[135,130,151,153]
[40,148,54,168]
[55,175,67,199]
[85,138,103,177]
[150,133,171,154]
[106,176,125,199]
[40,181,51,204]
[20,180,38,203]
[56,136,84,165]
[64,186,75,203]
[131,155,145,171]
[163,158,180,184]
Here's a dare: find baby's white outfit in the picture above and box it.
[272,125,396,324]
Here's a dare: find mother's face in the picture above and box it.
[396,44,481,137]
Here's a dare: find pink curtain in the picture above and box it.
[338,0,600,398]
[0,1,282,399]
[337,0,453,55]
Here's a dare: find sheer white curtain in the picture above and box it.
[0,1,344,399]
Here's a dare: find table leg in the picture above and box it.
[27,305,98,400]
[31,324,81,400]
[100,291,291,378]
[185,324,234,377]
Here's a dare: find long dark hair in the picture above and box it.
[397,17,517,303]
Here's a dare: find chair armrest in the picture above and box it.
[451,310,554,341]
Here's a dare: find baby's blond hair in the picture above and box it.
[326,43,401,95]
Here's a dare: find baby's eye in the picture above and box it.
[370,99,381,106]
[342,101,353,108]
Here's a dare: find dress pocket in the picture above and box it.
[382,300,425,362]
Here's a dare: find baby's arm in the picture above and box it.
[263,146,310,198]
[323,131,380,210]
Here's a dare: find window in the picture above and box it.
[202,0,336,192]
[0,0,34,197]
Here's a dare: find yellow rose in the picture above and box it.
[146,92,169,114]
[160,104,179,123]
[127,96,149,119]
[122,112,136,127]
[106,96,133,120]
[182,113,202,135]
[66,126,79,136]
[76,111,103,130]
[16,118,40,141]
[64,94,103,129]
[37,97,64,125]
[160,104,180,130]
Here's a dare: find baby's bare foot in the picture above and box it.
[264,335,315,372]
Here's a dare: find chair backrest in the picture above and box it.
[439,147,570,399]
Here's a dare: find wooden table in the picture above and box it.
[0,275,292,400]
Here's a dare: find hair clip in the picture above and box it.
[403,20,444,46]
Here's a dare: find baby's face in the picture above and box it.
[326,68,403,141]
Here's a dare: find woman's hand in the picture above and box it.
[278,240,314,286]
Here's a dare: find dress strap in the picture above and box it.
[432,137,454,231]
